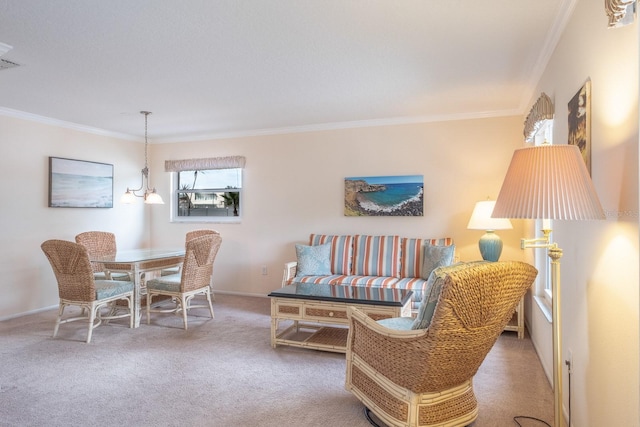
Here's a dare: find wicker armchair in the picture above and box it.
[41,239,134,343]
[75,231,130,280]
[345,261,538,427]
[146,234,222,329]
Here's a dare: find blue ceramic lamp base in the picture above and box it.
[478,230,503,262]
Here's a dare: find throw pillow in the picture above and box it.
[295,243,332,277]
[420,244,455,279]
[411,261,487,330]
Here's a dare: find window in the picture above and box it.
[166,156,245,223]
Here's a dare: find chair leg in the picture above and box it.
[128,295,134,329]
[146,292,153,325]
[205,289,215,319]
[86,305,97,344]
[181,295,189,330]
[53,302,65,338]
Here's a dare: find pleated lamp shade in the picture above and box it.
[492,144,605,221]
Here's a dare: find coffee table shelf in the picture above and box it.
[269,283,412,353]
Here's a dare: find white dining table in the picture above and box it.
[90,248,185,327]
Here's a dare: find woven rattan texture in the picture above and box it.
[278,305,300,315]
[179,234,222,292]
[346,261,538,427]
[352,364,409,421]
[418,387,477,425]
[306,327,349,347]
[41,240,97,301]
[305,308,348,319]
[75,231,117,274]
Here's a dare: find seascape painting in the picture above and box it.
[344,175,424,216]
[49,157,113,208]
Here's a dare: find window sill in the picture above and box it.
[534,295,553,323]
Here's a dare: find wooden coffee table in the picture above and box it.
[268,282,413,353]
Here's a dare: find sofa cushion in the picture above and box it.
[331,275,399,287]
[295,243,332,276]
[309,234,353,275]
[400,237,453,279]
[352,235,401,278]
[421,244,456,279]
[290,275,345,285]
[376,316,415,330]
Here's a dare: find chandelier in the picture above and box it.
[121,111,164,204]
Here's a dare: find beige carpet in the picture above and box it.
[0,294,553,427]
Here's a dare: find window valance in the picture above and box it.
[164,156,246,172]
[523,93,554,143]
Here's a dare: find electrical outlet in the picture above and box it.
[261,265,268,275]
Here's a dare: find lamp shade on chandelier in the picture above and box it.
[121,111,164,204]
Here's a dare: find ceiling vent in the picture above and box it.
[0,58,20,71]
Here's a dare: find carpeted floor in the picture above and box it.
[0,294,553,427]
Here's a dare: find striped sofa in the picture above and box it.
[282,234,454,311]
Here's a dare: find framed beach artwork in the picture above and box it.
[48,157,114,208]
[568,79,591,174]
[344,175,424,216]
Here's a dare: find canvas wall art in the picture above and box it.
[344,175,424,216]
[568,79,591,174]
[48,157,113,208]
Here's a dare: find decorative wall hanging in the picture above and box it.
[568,79,592,174]
[344,175,424,216]
[48,157,114,208]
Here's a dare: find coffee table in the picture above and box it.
[268,282,413,353]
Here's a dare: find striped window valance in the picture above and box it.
[165,156,246,172]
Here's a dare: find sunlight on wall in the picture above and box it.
[592,224,638,311]
[594,46,638,139]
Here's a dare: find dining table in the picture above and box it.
[89,248,186,327]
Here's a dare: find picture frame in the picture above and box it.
[48,157,114,208]
[344,175,424,217]
[568,79,591,174]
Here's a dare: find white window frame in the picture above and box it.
[165,156,245,224]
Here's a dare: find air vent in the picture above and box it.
[0,58,20,71]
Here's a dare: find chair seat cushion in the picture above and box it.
[94,280,134,300]
[147,274,181,292]
[376,317,415,330]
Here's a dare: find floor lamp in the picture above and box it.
[491,144,605,427]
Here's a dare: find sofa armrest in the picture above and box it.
[282,261,297,287]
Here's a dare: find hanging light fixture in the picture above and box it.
[121,111,164,204]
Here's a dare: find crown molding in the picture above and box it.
[0,106,139,141]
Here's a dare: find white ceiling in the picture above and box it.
[0,0,573,142]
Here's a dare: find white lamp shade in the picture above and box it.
[493,144,605,220]
[120,191,137,204]
[467,200,513,230]
[144,191,165,205]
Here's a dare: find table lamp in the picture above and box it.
[492,143,605,427]
[467,200,513,262]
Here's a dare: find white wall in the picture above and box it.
[0,115,150,318]
[526,1,639,426]
[148,117,526,296]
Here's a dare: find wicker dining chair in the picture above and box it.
[75,231,130,280]
[345,261,538,427]
[41,239,134,343]
[161,229,220,276]
[146,233,222,329]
